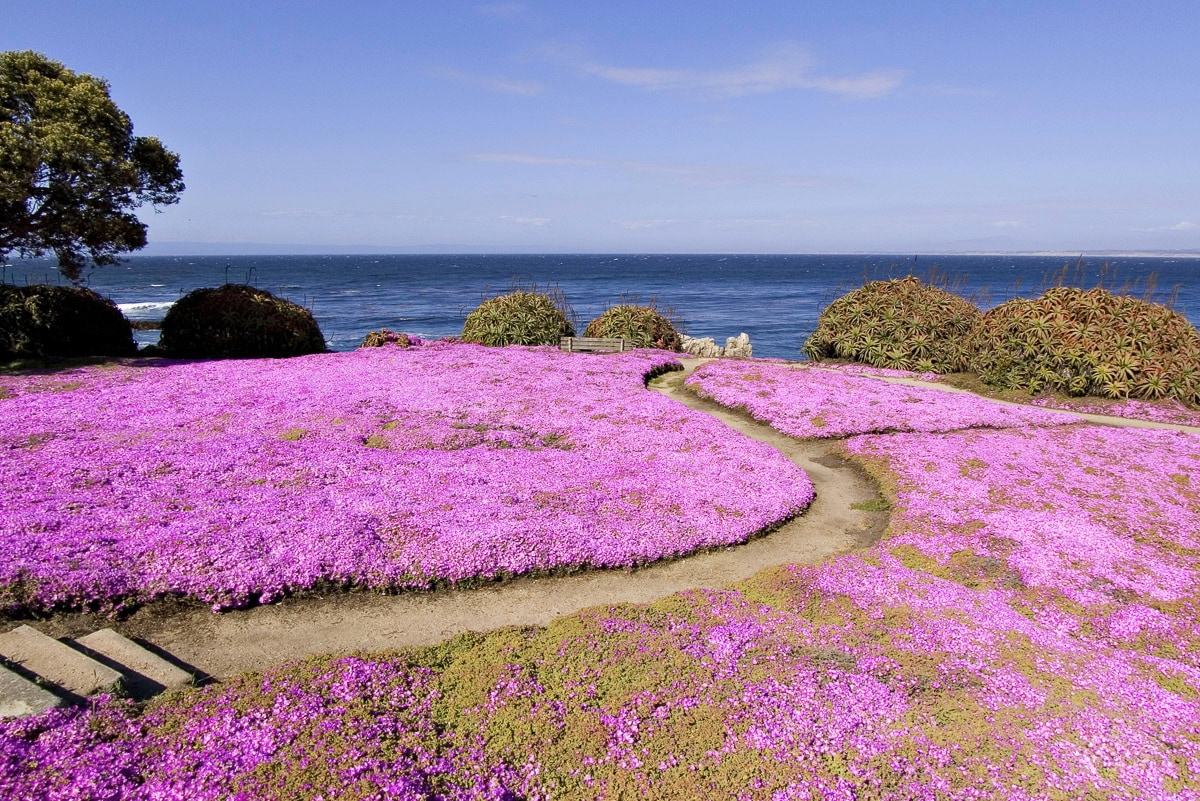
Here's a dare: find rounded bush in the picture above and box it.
[802,276,981,372]
[159,284,326,359]
[583,304,682,350]
[0,284,135,359]
[965,286,1200,404]
[359,329,421,348]
[461,290,575,347]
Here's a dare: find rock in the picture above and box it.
[724,333,752,358]
[680,333,753,358]
[680,336,723,358]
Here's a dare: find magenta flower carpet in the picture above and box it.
[3,355,1198,799]
[0,344,812,613]
[685,360,1081,437]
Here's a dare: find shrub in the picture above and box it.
[802,276,980,372]
[0,284,136,359]
[460,290,575,347]
[158,284,326,359]
[964,286,1200,404]
[583,304,682,350]
[359,329,421,348]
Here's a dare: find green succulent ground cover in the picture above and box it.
[158,284,326,359]
[461,289,576,347]
[583,304,682,351]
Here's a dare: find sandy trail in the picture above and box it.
[818,367,1200,434]
[36,359,885,680]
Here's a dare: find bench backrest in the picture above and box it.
[560,336,628,353]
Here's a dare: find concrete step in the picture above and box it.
[74,629,192,700]
[0,663,64,719]
[0,624,122,698]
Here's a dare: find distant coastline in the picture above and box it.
[122,243,1200,259]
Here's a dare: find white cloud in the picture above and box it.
[500,215,550,226]
[469,152,600,166]
[1132,220,1196,232]
[260,210,352,219]
[439,69,542,96]
[465,152,836,188]
[992,220,1022,228]
[620,219,677,231]
[578,44,905,99]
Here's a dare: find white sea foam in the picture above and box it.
[117,301,175,314]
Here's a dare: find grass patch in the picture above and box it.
[850,498,891,512]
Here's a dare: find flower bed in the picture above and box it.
[686,360,1081,437]
[0,344,813,612]
[1028,394,1200,428]
[4,359,1198,799]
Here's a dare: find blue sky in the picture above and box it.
[5,1,1199,254]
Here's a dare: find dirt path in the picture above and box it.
[800,366,1200,434]
[45,360,885,681]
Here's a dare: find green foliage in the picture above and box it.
[0,283,135,358]
[964,286,1200,405]
[359,329,411,348]
[159,284,326,359]
[802,276,981,372]
[0,51,184,280]
[583,303,682,350]
[460,289,575,347]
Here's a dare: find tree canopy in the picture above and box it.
[0,50,184,280]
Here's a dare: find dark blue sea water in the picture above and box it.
[7,254,1199,359]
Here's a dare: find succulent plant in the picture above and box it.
[460,289,575,347]
[802,276,980,372]
[0,284,136,359]
[359,329,418,348]
[965,286,1200,405]
[583,303,682,350]
[159,284,326,359]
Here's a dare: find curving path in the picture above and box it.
[31,359,887,681]
[19,358,1200,684]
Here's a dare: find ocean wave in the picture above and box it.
[117,301,175,314]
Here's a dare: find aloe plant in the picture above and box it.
[461,289,575,347]
[0,284,136,359]
[583,303,682,350]
[158,284,326,359]
[803,276,980,373]
[965,286,1200,405]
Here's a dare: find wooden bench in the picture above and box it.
[560,336,629,353]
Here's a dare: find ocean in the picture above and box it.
[6,254,1199,360]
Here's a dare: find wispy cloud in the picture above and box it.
[261,209,353,219]
[500,215,551,226]
[439,69,543,96]
[469,152,600,166]
[620,219,677,231]
[1133,220,1196,232]
[992,220,1022,228]
[466,151,839,188]
[576,44,904,99]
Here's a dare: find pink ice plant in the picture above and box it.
[1028,394,1200,427]
[0,343,813,612]
[686,359,1082,437]
[3,359,1199,799]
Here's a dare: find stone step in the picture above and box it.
[0,624,122,698]
[0,663,64,719]
[74,629,192,700]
